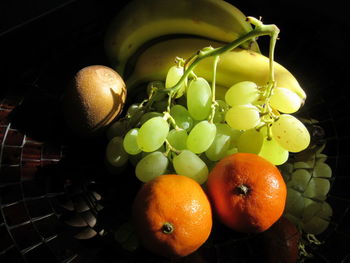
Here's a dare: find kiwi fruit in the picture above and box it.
[62,65,127,137]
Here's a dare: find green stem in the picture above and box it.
[164,139,181,155]
[166,91,172,113]
[161,222,174,234]
[163,112,179,130]
[268,29,279,84]
[209,55,220,123]
[263,26,280,100]
[127,94,156,128]
[165,16,280,95]
[184,52,198,70]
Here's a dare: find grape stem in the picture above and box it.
[163,112,180,130]
[175,57,185,67]
[123,82,163,130]
[164,139,181,156]
[209,55,220,123]
[165,16,280,97]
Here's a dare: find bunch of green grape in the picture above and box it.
[105,61,311,185]
[280,140,333,235]
[225,79,311,165]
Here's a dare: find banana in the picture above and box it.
[125,37,307,100]
[104,0,259,76]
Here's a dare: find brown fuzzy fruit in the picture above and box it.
[63,65,126,137]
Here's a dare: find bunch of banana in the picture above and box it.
[104,0,260,76]
[104,0,306,101]
[125,37,306,100]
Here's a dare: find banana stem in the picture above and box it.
[167,16,280,95]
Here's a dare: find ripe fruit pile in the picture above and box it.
[96,0,334,261]
[105,52,310,184]
[103,3,311,181]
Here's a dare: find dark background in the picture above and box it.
[1,1,349,262]
[1,0,349,99]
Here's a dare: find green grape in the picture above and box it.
[287,169,312,193]
[173,150,209,184]
[137,116,169,152]
[258,136,289,165]
[167,129,188,150]
[141,144,166,159]
[165,65,186,98]
[225,104,260,130]
[224,81,259,106]
[269,87,302,113]
[135,151,169,182]
[170,104,193,131]
[106,120,128,140]
[271,114,310,152]
[187,120,216,154]
[285,188,305,218]
[106,137,129,167]
[175,94,187,108]
[229,129,243,148]
[213,100,229,123]
[199,153,217,172]
[187,77,212,120]
[225,147,238,157]
[123,128,141,155]
[205,123,233,161]
[129,144,165,166]
[147,81,166,101]
[237,128,263,154]
[126,103,142,118]
[139,112,163,126]
[303,177,330,201]
[313,162,332,178]
[152,100,168,113]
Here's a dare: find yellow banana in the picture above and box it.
[104,0,259,75]
[126,37,306,100]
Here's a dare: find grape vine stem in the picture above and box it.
[166,16,280,97]
[209,55,220,123]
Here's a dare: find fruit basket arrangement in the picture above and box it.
[1,0,350,262]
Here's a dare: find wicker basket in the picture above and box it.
[1,1,350,262]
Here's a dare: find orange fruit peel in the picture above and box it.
[207,153,287,233]
[132,174,212,258]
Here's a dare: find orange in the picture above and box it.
[132,174,212,258]
[206,153,287,233]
